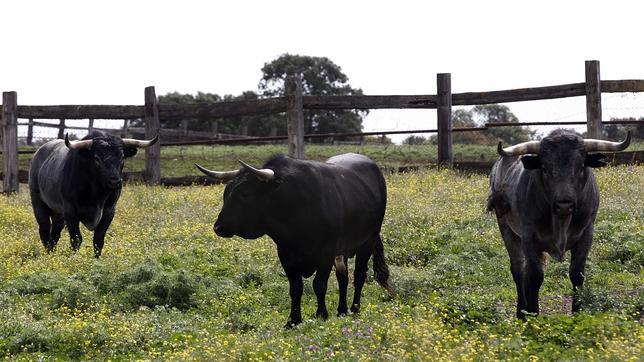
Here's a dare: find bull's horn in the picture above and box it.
[65,133,93,150]
[239,160,274,182]
[497,140,541,157]
[583,131,631,153]
[122,135,159,148]
[194,163,240,182]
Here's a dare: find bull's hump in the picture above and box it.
[326,153,373,165]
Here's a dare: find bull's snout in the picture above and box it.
[553,199,575,216]
[214,222,234,238]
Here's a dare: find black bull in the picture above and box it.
[487,129,630,319]
[196,153,391,327]
[29,131,158,257]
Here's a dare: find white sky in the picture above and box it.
[2,0,643,142]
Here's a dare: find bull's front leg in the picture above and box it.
[92,207,115,258]
[312,263,332,320]
[521,232,544,318]
[278,247,303,328]
[285,272,304,328]
[498,220,527,319]
[64,207,83,251]
[570,226,593,313]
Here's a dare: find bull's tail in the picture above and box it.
[373,235,393,294]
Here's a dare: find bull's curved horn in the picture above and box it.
[239,160,274,182]
[122,135,159,148]
[65,133,93,150]
[497,140,541,157]
[583,131,631,153]
[194,163,240,182]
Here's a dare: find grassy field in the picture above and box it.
[0,165,642,360]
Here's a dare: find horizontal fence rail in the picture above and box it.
[13,79,644,120]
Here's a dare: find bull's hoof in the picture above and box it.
[316,309,329,320]
[284,319,301,329]
[45,242,55,253]
[350,304,361,314]
[337,308,348,317]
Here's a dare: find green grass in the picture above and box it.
[0,165,641,360]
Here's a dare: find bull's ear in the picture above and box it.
[521,155,541,169]
[585,153,608,168]
[124,147,138,158]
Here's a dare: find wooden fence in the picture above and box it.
[2,60,644,192]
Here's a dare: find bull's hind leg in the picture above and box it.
[570,226,593,313]
[313,263,333,320]
[31,198,53,251]
[351,240,373,314]
[335,255,349,316]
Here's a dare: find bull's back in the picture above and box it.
[327,153,386,207]
[29,140,68,213]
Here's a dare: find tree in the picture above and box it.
[157,91,221,132]
[603,117,644,140]
[450,109,493,145]
[402,135,427,145]
[472,104,535,144]
[429,104,535,145]
[152,91,284,138]
[259,54,367,138]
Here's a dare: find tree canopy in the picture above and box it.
[601,117,644,140]
[152,54,365,139]
[259,54,367,136]
[429,104,535,145]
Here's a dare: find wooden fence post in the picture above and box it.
[286,75,305,158]
[2,91,19,193]
[58,119,66,139]
[585,60,602,139]
[144,86,161,185]
[88,118,94,133]
[437,73,453,167]
[27,118,34,145]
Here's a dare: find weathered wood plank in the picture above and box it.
[17,105,144,119]
[2,92,19,193]
[303,95,439,109]
[144,86,161,185]
[452,83,587,105]
[57,119,65,139]
[601,79,644,93]
[27,119,34,145]
[585,60,602,139]
[437,73,452,167]
[286,76,305,159]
